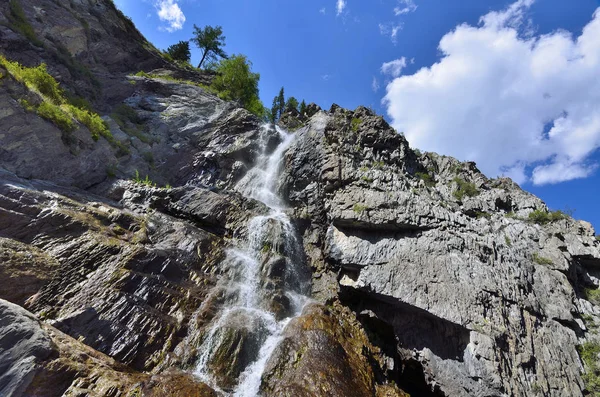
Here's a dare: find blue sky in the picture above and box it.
[114,0,600,230]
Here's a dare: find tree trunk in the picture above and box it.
[198,50,208,68]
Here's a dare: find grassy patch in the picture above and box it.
[353,203,368,213]
[0,55,120,149]
[415,172,435,187]
[585,288,600,307]
[577,342,600,395]
[474,211,491,219]
[528,209,569,225]
[37,101,75,133]
[7,0,43,47]
[351,117,362,132]
[504,235,512,247]
[453,177,479,201]
[532,253,553,266]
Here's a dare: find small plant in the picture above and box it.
[504,235,512,247]
[505,211,520,219]
[413,148,422,156]
[577,342,600,395]
[351,117,362,132]
[132,170,156,187]
[361,175,373,183]
[532,253,553,265]
[372,161,385,169]
[452,177,479,201]
[353,203,368,213]
[415,172,435,187]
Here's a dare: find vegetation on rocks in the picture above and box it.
[0,55,117,144]
[452,177,479,201]
[7,0,42,47]
[528,209,569,224]
[577,342,600,396]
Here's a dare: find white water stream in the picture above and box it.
[194,125,310,396]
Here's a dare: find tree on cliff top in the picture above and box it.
[165,41,191,63]
[211,54,266,118]
[192,25,227,68]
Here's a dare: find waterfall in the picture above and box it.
[194,125,310,396]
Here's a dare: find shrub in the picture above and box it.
[66,105,109,141]
[584,288,600,307]
[577,342,600,395]
[415,172,435,187]
[351,117,362,132]
[453,177,479,201]
[37,102,75,132]
[528,209,568,225]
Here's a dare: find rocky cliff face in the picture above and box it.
[2,1,600,397]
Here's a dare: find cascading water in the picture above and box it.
[194,125,310,396]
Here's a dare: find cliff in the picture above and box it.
[1,1,600,397]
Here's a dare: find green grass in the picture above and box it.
[532,253,553,266]
[7,0,43,47]
[528,209,569,225]
[353,203,368,213]
[351,117,362,132]
[415,172,435,187]
[474,211,491,219]
[504,235,512,247]
[453,177,479,201]
[577,342,600,395]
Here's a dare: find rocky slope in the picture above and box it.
[2,1,600,397]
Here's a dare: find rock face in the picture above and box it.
[2,1,600,397]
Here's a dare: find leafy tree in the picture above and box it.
[299,100,307,115]
[165,41,191,63]
[285,96,299,112]
[211,54,264,117]
[191,25,227,68]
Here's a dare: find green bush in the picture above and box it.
[577,342,600,395]
[37,102,75,132]
[415,172,435,187]
[66,105,109,141]
[528,209,568,225]
[585,288,600,307]
[453,177,479,201]
[351,117,362,132]
[132,170,156,187]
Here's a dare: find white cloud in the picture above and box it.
[156,0,185,32]
[394,0,417,16]
[320,7,326,14]
[381,57,407,77]
[383,1,600,185]
[372,77,380,92]
[379,23,403,44]
[322,74,331,81]
[336,0,346,16]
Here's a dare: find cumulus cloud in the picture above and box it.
[383,1,600,185]
[336,0,346,16]
[381,57,407,77]
[379,23,403,44]
[156,0,185,32]
[394,0,417,16]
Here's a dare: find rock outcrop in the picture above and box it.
[2,1,600,397]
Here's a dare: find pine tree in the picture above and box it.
[191,25,227,68]
[299,100,307,116]
[277,87,285,119]
[285,97,299,112]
